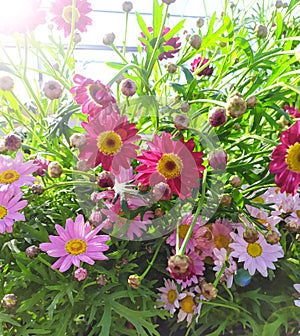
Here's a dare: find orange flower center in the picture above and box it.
[214,234,229,249]
[286,142,300,173]
[179,224,190,240]
[157,153,182,179]
[65,239,87,255]
[246,242,263,258]
[62,5,80,24]
[0,169,20,184]
[167,289,177,304]
[0,205,8,219]
[97,131,122,155]
[180,295,194,314]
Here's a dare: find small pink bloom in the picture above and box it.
[73,267,88,281]
[191,57,213,76]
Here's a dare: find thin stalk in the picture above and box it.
[140,238,164,280]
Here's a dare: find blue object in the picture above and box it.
[234,268,252,287]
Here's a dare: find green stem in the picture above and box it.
[178,169,207,255]
[43,181,96,192]
[37,255,64,278]
[123,12,129,58]
[140,239,164,280]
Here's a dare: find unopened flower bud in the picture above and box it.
[282,2,288,7]
[285,220,299,233]
[219,41,227,48]
[31,184,44,195]
[162,0,176,4]
[196,17,205,28]
[275,0,283,8]
[243,229,259,243]
[43,80,63,100]
[208,107,227,127]
[96,274,108,286]
[52,63,59,71]
[246,95,258,108]
[181,102,190,112]
[189,34,202,49]
[0,76,14,91]
[220,194,231,206]
[48,161,63,178]
[138,183,148,192]
[266,231,281,245]
[73,32,82,44]
[70,133,87,149]
[201,283,218,300]
[256,25,268,39]
[4,134,22,152]
[152,182,172,201]
[208,149,227,170]
[154,208,164,217]
[25,245,40,258]
[76,160,89,172]
[174,114,189,130]
[89,210,103,226]
[73,267,87,281]
[122,1,133,12]
[97,171,115,188]
[168,255,189,275]
[233,123,241,130]
[167,63,177,73]
[1,294,17,309]
[226,93,247,118]
[128,274,141,289]
[103,32,115,46]
[121,78,137,96]
[229,175,242,188]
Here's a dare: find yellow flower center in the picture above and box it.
[286,142,300,173]
[97,131,122,156]
[0,205,8,219]
[296,210,300,218]
[167,289,177,304]
[180,295,194,314]
[62,5,80,24]
[157,153,182,179]
[214,234,229,249]
[65,239,87,255]
[179,224,189,240]
[246,242,263,258]
[252,196,264,204]
[0,169,20,184]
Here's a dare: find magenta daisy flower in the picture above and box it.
[0,0,45,35]
[0,186,27,234]
[166,212,202,253]
[141,27,181,61]
[0,152,37,191]
[78,112,140,174]
[284,104,300,119]
[156,278,180,316]
[191,57,213,76]
[270,121,300,194]
[229,227,284,277]
[39,214,110,272]
[50,0,92,37]
[70,74,117,118]
[136,132,205,199]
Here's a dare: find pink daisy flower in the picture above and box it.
[212,222,232,250]
[156,278,180,316]
[166,212,202,253]
[50,0,92,37]
[270,120,300,194]
[70,74,117,118]
[0,152,37,191]
[141,27,181,61]
[229,227,284,277]
[136,132,205,199]
[191,57,213,76]
[78,112,140,174]
[284,104,300,119]
[294,284,300,307]
[39,214,110,272]
[0,0,45,35]
[0,186,27,234]
[177,291,197,326]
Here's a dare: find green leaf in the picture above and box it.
[234,37,253,62]
[0,312,21,327]
[135,13,151,40]
[180,66,194,84]
[162,20,185,42]
[275,12,283,40]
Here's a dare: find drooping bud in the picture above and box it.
[208,149,227,170]
[73,267,88,281]
[167,63,177,73]
[189,34,202,49]
[73,32,82,44]
[243,229,259,243]
[43,80,63,100]
[103,32,116,46]
[246,95,258,108]
[97,171,115,188]
[226,93,247,118]
[48,161,63,178]
[96,274,108,286]
[174,114,189,130]
[120,78,137,97]
[152,182,172,201]
[229,175,242,188]
[128,274,141,289]
[285,220,299,233]
[25,245,40,259]
[122,1,133,12]
[256,25,268,39]
[208,107,227,127]
[201,283,218,300]
[4,134,22,152]
[70,133,87,149]
[265,231,281,245]
[1,294,17,309]
[275,0,283,8]
[181,102,190,112]
[31,184,44,195]
[167,255,189,275]
[196,17,205,28]
[154,208,164,217]
[89,210,103,226]
[220,194,232,206]
[0,76,14,91]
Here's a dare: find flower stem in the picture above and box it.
[140,238,164,280]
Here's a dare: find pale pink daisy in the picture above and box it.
[0,152,37,191]
[293,284,300,307]
[0,186,27,234]
[166,212,202,253]
[136,132,205,199]
[78,112,140,174]
[213,248,237,288]
[156,278,180,316]
[229,227,284,277]
[177,291,196,326]
[39,214,110,272]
